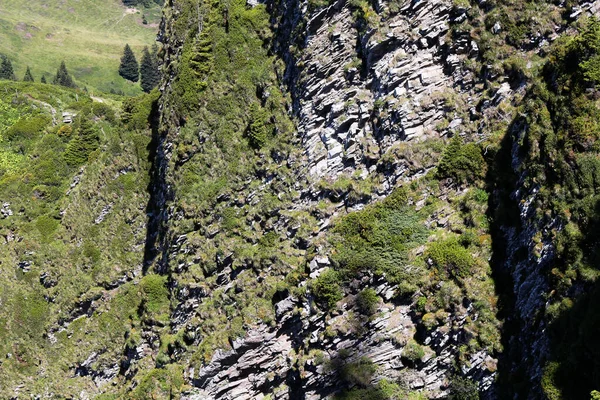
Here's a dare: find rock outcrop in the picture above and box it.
[286,0,460,180]
[153,0,502,398]
[5,0,600,398]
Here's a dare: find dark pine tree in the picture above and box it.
[64,115,99,166]
[41,74,47,84]
[119,44,139,82]
[53,61,76,88]
[0,55,15,80]
[139,45,160,92]
[23,66,34,82]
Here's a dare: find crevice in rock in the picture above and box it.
[142,97,172,274]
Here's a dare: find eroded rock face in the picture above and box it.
[69,0,596,398]
[182,277,498,399]
[287,0,462,179]
[169,0,500,398]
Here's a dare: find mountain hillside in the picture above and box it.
[1,0,600,398]
[0,0,161,94]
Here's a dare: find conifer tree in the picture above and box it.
[140,45,160,92]
[0,55,15,80]
[23,66,34,82]
[53,61,76,88]
[246,103,270,149]
[119,44,139,82]
[64,115,99,166]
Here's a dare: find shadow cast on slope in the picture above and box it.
[543,197,600,399]
[485,108,600,400]
[485,118,536,399]
[142,97,171,274]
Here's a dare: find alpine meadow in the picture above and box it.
[0,0,161,94]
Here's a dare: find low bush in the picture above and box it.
[246,103,271,149]
[35,214,59,241]
[64,116,99,166]
[449,376,479,400]
[426,239,475,280]
[331,187,428,286]
[356,288,380,315]
[312,269,343,309]
[140,275,170,316]
[131,365,184,400]
[6,114,50,141]
[402,339,425,363]
[436,136,486,184]
[340,357,377,387]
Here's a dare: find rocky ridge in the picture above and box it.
[169,0,600,398]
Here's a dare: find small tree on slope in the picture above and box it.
[119,44,139,82]
[0,55,15,80]
[53,61,76,88]
[23,66,34,82]
[140,45,160,92]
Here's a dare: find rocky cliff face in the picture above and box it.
[150,0,504,398]
[150,0,600,398]
[275,0,461,180]
[2,0,599,398]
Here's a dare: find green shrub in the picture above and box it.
[472,189,488,204]
[416,296,427,313]
[381,187,409,210]
[435,280,462,310]
[340,357,377,387]
[12,291,49,338]
[402,339,425,362]
[397,281,419,298]
[117,172,139,192]
[449,376,479,400]
[221,207,241,232]
[334,379,407,400]
[121,90,159,131]
[426,239,475,279]
[6,114,51,141]
[332,199,427,284]
[91,102,116,123]
[312,269,343,309]
[35,214,59,241]
[356,288,380,315]
[246,103,271,149]
[140,274,170,315]
[422,313,438,330]
[31,153,69,187]
[173,33,212,114]
[436,136,486,184]
[64,116,99,166]
[258,231,279,249]
[82,241,101,264]
[131,366,184,400]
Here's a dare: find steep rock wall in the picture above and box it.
[152,0,503,399]
[276,0,464,181]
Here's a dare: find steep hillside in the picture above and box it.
[489,18,600,399]
[0,83,157,397]
[1,0,600,398]
[0,0,161,94]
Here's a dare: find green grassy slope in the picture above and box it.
[0,0,161,95]
[0,81,157,397]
